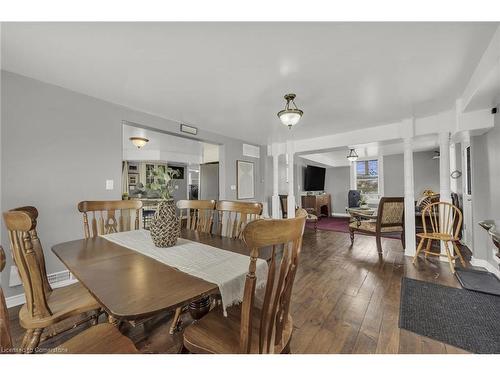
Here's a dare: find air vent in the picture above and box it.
[242,144,260,158]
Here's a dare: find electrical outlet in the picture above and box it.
[230,185,236,191]
[174,185,179,190]
[105,179,114,190]
[9,265,22,287]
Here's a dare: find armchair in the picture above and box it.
[348,197,405,254]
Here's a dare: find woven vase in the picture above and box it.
[149,199,179,248]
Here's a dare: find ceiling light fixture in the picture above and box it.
[129,136,149,149]
[347,148,359,162]
[277,93,303,129]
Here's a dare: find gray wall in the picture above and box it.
[471,107,500,270]
[383,151,440,197]
[324,166,350,213]
[0,71,267,297]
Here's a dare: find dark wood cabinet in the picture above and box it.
[301,194,331,218]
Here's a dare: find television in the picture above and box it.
[304,165,326,191]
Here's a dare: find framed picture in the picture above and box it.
[236,160,255,199]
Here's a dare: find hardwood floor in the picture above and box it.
[7,228,470,354]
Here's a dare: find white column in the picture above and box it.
[439,132,451,203]
[403,137,416,256]
[439,132,452,256]
[286,141,296,218]
[449,142,458,193]
[271,153,280,219]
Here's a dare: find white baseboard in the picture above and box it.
[470,257,500,278]
[6,270,78,309]
[331,212,350,218]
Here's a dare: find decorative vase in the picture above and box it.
[149,199,179,248]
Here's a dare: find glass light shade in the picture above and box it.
[130,137,149,149]
[278,109,303,127]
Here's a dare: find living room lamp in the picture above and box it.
[277,93,303,129]
[347,148,359,162]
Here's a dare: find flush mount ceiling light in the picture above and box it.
[277,93,303,129]
[347,148,359,162]
[129,136,149,149]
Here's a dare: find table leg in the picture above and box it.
[188,296,211,320]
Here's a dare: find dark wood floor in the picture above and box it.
[7,228,470,353]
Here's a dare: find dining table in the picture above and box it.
[51,228,272,325]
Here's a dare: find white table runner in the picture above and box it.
[101,230,268,315]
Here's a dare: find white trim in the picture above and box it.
[470,257,500,278]
[5,271,79,309]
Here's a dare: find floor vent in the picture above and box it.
[47,270,76,287]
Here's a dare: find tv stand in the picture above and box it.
[301,194,331,218]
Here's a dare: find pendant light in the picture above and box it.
[347,148,359,162]
[129,137,149,149]
[277,93,303,129]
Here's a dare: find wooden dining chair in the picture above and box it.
[0,245,138,354]
[412,201,466,273]
[177,200,216,233]
[77,200,143,238]
[167,200,216,334]
[3,207,102,353]
[215,200,263,239]
[348,197,405,254]
[182,209,307,354]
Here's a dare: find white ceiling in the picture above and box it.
[300,135,439,167]
[2,22,498,145]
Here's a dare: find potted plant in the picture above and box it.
[148,167,180,247]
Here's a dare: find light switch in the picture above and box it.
[106,179,114,190]
[230,185,236,191]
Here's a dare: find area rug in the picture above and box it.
[305,217,400,239]
[455,267,500,296]
[399,277,500,353]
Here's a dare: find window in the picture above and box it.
[355,159,379,195]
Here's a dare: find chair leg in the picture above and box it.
[25,328,43,354]
[401,231,406,249]
[425,238,432,258]
[412,237,426,264]
[349,229,355,245]
[443,241,456,274]
[169,307,182,334]
[21,329,34,352]
[376,235,382,254]
[452,241,467,268]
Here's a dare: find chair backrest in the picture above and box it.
[78,200,143,238]
[377,197,405,229]
[0,245,13,352]
[348,190,361,208]
[421,201,462,239]
[177,200,216,233]
[3,207,53,320]
[215,200,263,239]
[240,209,306,354]
[279,195,288,218]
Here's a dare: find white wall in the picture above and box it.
[383,151,440,197]
[0,71,267,297]
[324,166,351,213]
[471,106,500,272]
